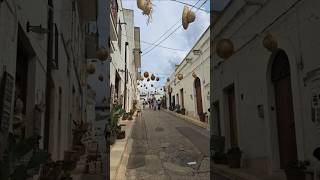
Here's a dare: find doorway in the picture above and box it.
[194,78,204,121]
[271,50,298,169]
[226,85,238,147]
[180,88,184,108]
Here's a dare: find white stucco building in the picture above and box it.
[165,27,210,124]
[109,0,141,112]
[211,0,320,178]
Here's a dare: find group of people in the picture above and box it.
[143,98,161,111]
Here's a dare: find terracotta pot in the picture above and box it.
[285,170,306,180]
[117,131,125,139]
[227,156,241,168]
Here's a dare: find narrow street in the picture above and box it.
[123,109,210,180]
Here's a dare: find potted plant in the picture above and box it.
[285,160,309,180]
[227,147,242,168]
[213,152,228,164]
[108,104,125,145]
[180,108,186,115]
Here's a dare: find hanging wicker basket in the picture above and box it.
[216,39,234,59]
[156,77,160,81]
[87,63,95,74]
[144,71,149,78]
[151,84,153,87]
[167,78,170,82]
[177,74,183,80]
[147,78,150,81]
[151,74,155,81]
[96,48,109,61]
[263,33,278,52]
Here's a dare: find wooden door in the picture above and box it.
[227,87,238,147]
[180,88,184,108]
[195,78,204,121]
[272,51,298,169]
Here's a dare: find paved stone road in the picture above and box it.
[124,109,210,180]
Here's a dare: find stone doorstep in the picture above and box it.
[213,164,286,180]
[164,109,208,129]
[110,116,137,180]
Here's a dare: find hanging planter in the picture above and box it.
[182,5,196,30]
[96,48,109,61]
[192,72,197,79]
[87,63,95,74]
[151,74,155,81]
[144,71,149,78]
[177,74,183,80]
[156,77,160,81]
[147,78,150,81]
[98,74,104,81]
[151,84,153,87]
[216,39,234,59]
[263,33,278,52]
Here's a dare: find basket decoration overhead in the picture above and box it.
[182,5,196,30]
[137,0,153,24]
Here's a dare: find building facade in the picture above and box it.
[165,27,210,124]
[211,0,320,177]
[109,0,141,112]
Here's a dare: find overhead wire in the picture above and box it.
[141,0,209,57]
[141,0,203,53]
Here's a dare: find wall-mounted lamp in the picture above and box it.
[186,58,192,63]
[26,22,49,34]
[192,49,202,55]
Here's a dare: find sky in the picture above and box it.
[122,0,210,94]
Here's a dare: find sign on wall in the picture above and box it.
[0,71,14,132]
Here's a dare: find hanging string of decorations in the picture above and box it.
[137,0,153,24]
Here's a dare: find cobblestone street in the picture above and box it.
[122,109,210,180]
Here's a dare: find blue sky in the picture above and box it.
[122,0,210,94]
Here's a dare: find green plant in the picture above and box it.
[0,133,51,180]
[108,104,125,134]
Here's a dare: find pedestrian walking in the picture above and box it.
[157,99,161,110]
[153,98,157,111]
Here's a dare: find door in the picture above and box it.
[180,88,184,108]
[227,86,238,147]
[195,78,204,121]
[213,101,221,136]
[272,51,298,169]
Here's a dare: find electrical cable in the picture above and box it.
[141,0,203,53]
[141,0,208,57]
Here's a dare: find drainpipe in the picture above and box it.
[123,42,128,111]
[44,0,53,151]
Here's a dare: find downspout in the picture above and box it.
[44,0,54,151]
[124,42,128,111]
